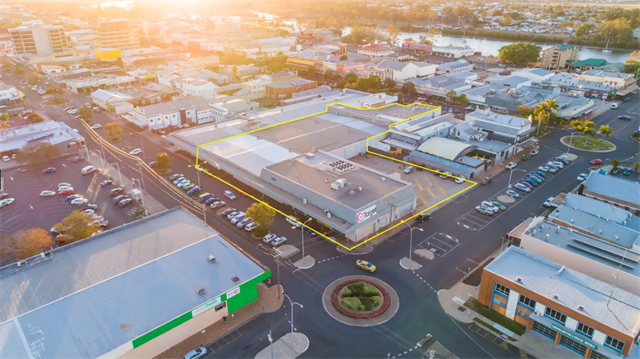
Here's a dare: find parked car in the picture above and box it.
[58,182,72,188]
[262,233,277,244]
[546,166,558,173]
[198,192,213,202]
[58,189,74,196]
[521,154,531,161]
[514,183,531,192]
[549,161,564,169]
[90,124,102,130]
[356,259,376,273]
[220,208,236,216]
[519,181,533,190]
[187,186,202,195]
[179,181,192,189]
[577,173,588,181]
[101,180,114,186]
[118,198,133,207]
[590,159,603,165]
[81,166,97,175]
[529,174,544,183]
[489,201,506,211]
[244,222,259,232]
[0,198,15,207]
[555,156,570,165]
[173,177,187,185]
[403,166,415,174]
[454,175,466,184]
[505,189,519,198]
[616,115,632,121]
[505,162,517,170]
[90,219,109,228]
[532,171,546,178]
[71,198,89,205]
[543,197,559,208]
[224,190,236,200]
[42,167,57,174]
[184,184,196,191]
[205,197,217,205]
[236,218,251,228]
[66,194,83,201]
[2,155,10,162]
[40,190,56,197]
[480,201,499,213]
[475,206,493,216]
[271,237,287,247]
[623,168,632,176]
[129,148,143,155]
[183,347,207,359]
[530,150,539,156]
[230,214,246,224]
[113,194,127,204]
[169,173,184,180]
[227,211,241,220]
[522,178,538,187]
[110,187,124,196]
[210,201,226,209]
[72,156,84,163]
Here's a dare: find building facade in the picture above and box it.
[9,26,69,56]
[97,20,140,50]
[266,78,317,99]
[541,45,581,70]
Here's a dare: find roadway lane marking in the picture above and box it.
[61,163,66,167]
[417,191,426,205]
[426,187,436,198]
[435,182,445,194]
[414,179,423,191]
[29,204,33,209]
[10,177,13,181]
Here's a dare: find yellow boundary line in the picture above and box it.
[196,102,477,251]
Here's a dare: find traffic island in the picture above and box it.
[496,195,516,204]
[561,136,616,153]
[255,333,309,359]
[293,255,315,269]
[322,275,398,327]
[414,249,435,261]
[275,244,299,258]
[400,257,423,270]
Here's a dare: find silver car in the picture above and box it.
[271,237,287,246]
[183,347,207,359]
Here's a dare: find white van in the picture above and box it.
[610,103,618,109]
[287,216,301,227]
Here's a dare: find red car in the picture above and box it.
[520,181,533,190]
[590,159,603,165]
[72,156,84,163]
[58,189,74,196]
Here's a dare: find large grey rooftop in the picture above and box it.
[0,208,267,359]
[486,246,640,337]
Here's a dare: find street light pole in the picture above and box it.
[93,149,106,172]
[566,130,576,155]
[403,223,423,260]
[132,178,148,216]
[110,162,123,185]
[298,218,313,259]
[283,293,303,346]
[507,168,527,191]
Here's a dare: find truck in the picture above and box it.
[129,189,143,204]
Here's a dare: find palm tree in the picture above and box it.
[633,162,640,173]
[610,159,621,169]
[535,99,559,135]
[598,125,613,140]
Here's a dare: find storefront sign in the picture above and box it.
[226,286,241,299]
[356,205,377,223]
[191,296,222,317]
[551,324,598,350]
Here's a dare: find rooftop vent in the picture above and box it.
[553,294,559,300]
[545,234,550,242]
[381,177,386,182]
[578,305,585,311]
[516,276,522,283]
[232,276,240,282]
[208,255,216,262]
[17,260,26,267]
[197,288,206,295]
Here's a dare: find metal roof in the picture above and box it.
[486,246,640,337]
[583,172,640,207]
[0,207,266,359]
[416,137,476,161]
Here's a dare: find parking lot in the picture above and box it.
[456,156,575,232]
[417,232,460,257]
[351,154,473,210]
[0,156,135,252]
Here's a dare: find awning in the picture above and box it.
[616,84,638,96]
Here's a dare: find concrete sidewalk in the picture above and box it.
[255,333,309,359]
[86,150,167,215]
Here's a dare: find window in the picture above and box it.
[576,323,594,338]
[516,309,529,319]
[519,294,536,309]
[605,336,624,353]
[494,283,510,296]
[545,307,567,324]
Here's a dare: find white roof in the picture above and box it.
[416,137,475,161]
[487,246,640,337]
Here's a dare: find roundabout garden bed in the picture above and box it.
[332,279,390,319]
[561,135,614,152]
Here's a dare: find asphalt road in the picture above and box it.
[3,65,639,358]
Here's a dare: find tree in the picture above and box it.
[53,210,98,242]
[306,66,318,75]
[0,113,9,122]
[535,99,559,134]
[356,76,382,92]
[246,202,276,230]
[339,54,348,61]
[344,72,358,84]
[346,25,378,45]
[502,15,513,26]
[446,90,458,102]
[78,107,92,120]
[401,82,417,96]
[599,125,613,140]
[575,24,592,38]
[13,67,22,75]
[610,159,621,169]
[325,69,340,81]
[45,86,63,98]
[597,18,633,46]
[517,105,535,118]
[383,78,396,89]
[1,228,52,260]
[105,122,123,139]
[14,142,60,168]
[386,25,401,46]
[498,42,541,66]
[155,152,170,170]
[456,93,469,106]
[633,162,640,173]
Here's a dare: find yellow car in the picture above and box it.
[356,260,376,273]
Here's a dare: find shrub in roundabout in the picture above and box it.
[332,279,390,319]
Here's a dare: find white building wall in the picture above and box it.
[592,330,607,346]
[505,289,519,320]
[564,317,578,332]
[534,302,546,316]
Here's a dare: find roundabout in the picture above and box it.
[561,135,616,153]
[322,275,399,327]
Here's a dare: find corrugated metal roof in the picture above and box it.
[0,208,266,359]
[416,137,476,161]
[486,246,640,337]
[583,172,640,207]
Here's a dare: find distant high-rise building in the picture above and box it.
[540,45,581,71]
[9,25,69,56]
[97,20,140,50]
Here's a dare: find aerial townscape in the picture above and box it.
[1,0,640,359]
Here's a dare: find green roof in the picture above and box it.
[572,58,608,67]
[559,44,578,50]
[598,62,625,72]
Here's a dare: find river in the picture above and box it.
[343,27,633,63]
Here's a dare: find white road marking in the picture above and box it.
[10,177,13,181]
[61,163,66,168]
[29,204,33,210]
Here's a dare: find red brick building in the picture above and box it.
[266,78,317,100]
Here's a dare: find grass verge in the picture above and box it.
[465,298,526,335]
[473,318,517,341]
[563,136,614,151]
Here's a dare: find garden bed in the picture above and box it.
[562,136,614,151]
[331,279,390,319]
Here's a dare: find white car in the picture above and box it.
[230,214,246,224]
[84,209,95,214]
[81,166,97,175]
[245,222,259,232]
[549,161,564,169]
[2,155,10,162]
[480,201,499,213]
[67,109,78,114]
[90,124,102,130]
[0,198,15,207]
[287,216,301,227]
[58,186,74,191]
[538,166,550,172]
[454,175,466,184]
[129,148,143,156]
[505,162,517,170]
[263,233,277,244]
[224,190,236,200]
[40,190,56,197]
[543,197,559,208]
[514,183,531,193]
[271,237,287,247]
[227,211,243,220]
[71,198,89,205]
[236,218,251,228]
[577,173,588,181]
[505,189,519,198]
